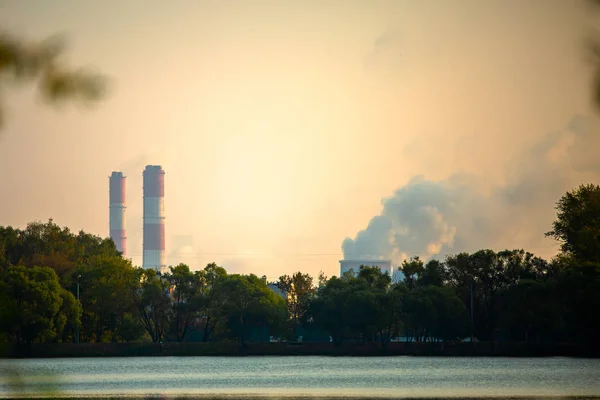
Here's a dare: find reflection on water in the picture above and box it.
[1,356,599,399]
[0,364,61,398]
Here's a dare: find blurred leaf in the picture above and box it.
[0,30,108,130]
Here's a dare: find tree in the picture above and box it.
[75,255,138,342]
[498,280,564,342]
[400,256,424,289]
[546,184,600,263]
[0,220,121,288]
[0,265,80,344]
[277,272,315,338]
[554,262,600,344]
[307,277,352,345]
[54,288,82,343]
[444,249,552,341]
[317,271,328,288]
[417,259,446,287]
[428,286,470,342]
[221,274,286,346]
[402,287,436,342]
[0,226,19,269]
[353,267,395,346]
[115,313,146,343]
[587,0,600,110]
[133,268,172,343]
[166,263,201,342]
[308,267,396,347]
[375,284,405,348]
[196,263,228,342]
[0,32,106,129]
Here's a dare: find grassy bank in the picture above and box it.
[1,341,599,358]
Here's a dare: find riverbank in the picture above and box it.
[1,341,599,358]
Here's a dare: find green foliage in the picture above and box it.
[400,256,424,289]
[0,219,120,286]
[220,274,287,345]
[308,266,400,346]
[195,262,229,342]
[0,265,80,344]
[133,268,172,343]
[546,183,600,263]
[76,255,138,342]
[54,289,82,343]
[424,286,470,342]
[166,263,202,342]
[115,313,146,343]
[0,183,599,346]
[498,280,564,342]
[307,277,352,345]
[277,271,315,337]
[417,259,446,287]
[445,249,551,340]
[555,262,600,344]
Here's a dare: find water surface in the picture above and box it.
[1,356,599,399]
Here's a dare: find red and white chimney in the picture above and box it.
[109,171,127,256]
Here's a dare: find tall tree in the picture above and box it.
[132,268,172,343]
[308,277,352,345]
[0,265,80,344]
[401,256,424,289]
[498,280,564,342]
[546,184,600,263]
[166,263,200,342]
[221,274,286,346]
[417,259,446,287]
[555,262,600,344]
[196,263,228,342]
[75,255,138,342]
[277,272,315,337]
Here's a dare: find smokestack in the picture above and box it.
[143,165,166,273]
[109,171,127,256]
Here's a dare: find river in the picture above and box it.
[1,356,599,399]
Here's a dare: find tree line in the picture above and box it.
[1,184,599,346]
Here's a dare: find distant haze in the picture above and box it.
[0,0,598,278]
[343,115,600,263]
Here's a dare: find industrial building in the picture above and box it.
[143,165,166,273]
[260,275,286,299]
[109,171,127,256]
[339,259,393,277]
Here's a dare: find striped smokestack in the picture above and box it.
[143,165,166,273]
[109,171,127,256]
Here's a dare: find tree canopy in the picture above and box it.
[546,184,600,263]
[1,182,600,346]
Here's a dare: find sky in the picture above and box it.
[1,0,599,280]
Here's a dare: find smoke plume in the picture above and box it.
[342,115,600,263]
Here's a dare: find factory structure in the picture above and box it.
[109,172,127,256]
[339,259,404,282]
[143,165,166,273]
[340,259,392,276]
[109,165,166,274]
[109,165,402,280]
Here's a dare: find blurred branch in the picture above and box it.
[0,31,108,129]
[585,1,600,112]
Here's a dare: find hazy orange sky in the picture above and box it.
[1,0,599,279]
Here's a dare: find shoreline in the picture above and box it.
[2,397,600,400]
[1,342,599,359]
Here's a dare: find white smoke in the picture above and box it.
[167,234,195,268]
[342,115,600,263]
